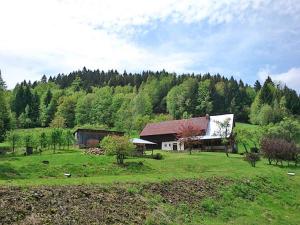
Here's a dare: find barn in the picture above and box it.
[74,128,124,148]
[140,114,235,151]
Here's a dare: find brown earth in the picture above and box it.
[0,178,230,225]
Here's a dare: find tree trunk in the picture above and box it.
[268,158,272,165]
[225,145,229,157]
[242,143,248,153]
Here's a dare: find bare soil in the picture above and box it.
[0,178,230,225]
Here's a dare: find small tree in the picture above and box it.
[101,135,135,165]
[214,118,232,157]
[7,131,20,153]
[177,120,204,154]
[234,127,251,153]
[51,129,62,153]
[261,138,298,166]
[244,152,260,167]
[50,115,66,128]
[234,127,262,153]
[65,130,75,149]
[40,132,48,150]
[24,134,33,149]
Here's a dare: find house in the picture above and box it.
[140,114,235,151]
[74,128,124,148]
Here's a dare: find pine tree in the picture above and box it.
[254,80,261,92]
[0,70,7,90]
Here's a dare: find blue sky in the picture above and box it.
[0,0,299,92]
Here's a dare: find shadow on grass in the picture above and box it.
[266,162,300,170]
[115,161,154,173]
[0,163,23,180]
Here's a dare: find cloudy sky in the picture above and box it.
[0,0,299,91]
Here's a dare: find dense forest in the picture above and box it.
[0,68,300,141]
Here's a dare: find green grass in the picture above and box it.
[1,148,299,224]
[1,149,299,186]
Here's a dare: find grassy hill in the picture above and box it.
[0,149,299,224]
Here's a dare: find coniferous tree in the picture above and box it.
[254,80,261,92]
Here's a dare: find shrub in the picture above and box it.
[152,153,163,160]
[101,135,135,165]
[261,138,298,166]
[244,152,260,167]
[250,147,259,153]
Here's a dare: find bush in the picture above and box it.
[244,152,260,167]
[101,135,135,165]
[250,147,259,153]
[152,153,163,160]
[261,138,298,166]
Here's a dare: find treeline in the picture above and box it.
[6,129,74,154]
[0,68,300,141]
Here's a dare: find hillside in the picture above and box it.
[0,150,299,224]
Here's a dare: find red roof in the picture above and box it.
[140,117,209,136]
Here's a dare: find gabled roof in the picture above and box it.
[140,117,209,136]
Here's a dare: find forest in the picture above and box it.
[0,68,300,141]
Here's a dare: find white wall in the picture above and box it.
[161,141,184,151]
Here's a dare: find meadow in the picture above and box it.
[1,149,300,224]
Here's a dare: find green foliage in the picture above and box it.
[167,78,198,119]
[264,117,300,143]
[65,130,75,149]
[234,125,262,153]
[56,95,77,128]
[2,69,300,136]
[50,115,66,128]
[101,135,135,165]
[152,152,163,160]
[51,129,63,152]
[6,131,21,153]
[0,88,11,141]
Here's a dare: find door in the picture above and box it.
[173,143,178,151]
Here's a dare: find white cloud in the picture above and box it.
[258,67,300,92]
[0,0,299,88]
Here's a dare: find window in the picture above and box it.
[164,144,167,147]
[169,144,171,147]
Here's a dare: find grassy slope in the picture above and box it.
[0,150,299,224]
[1,149,299,186]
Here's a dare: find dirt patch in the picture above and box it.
[0,186,148,225]
[143,177,232,205]
[0,177,231,225]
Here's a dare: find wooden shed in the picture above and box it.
[74,128,124,148]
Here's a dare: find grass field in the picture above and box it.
[0,149,300,224]
[1,149,299,186]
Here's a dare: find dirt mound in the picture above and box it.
[143,177,231,204]
[0,178,231,225]
[0,186,148,225]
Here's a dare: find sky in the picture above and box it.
[0,0,299,92]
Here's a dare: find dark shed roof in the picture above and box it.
[140,117,209,136]
[73,128,124,135]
